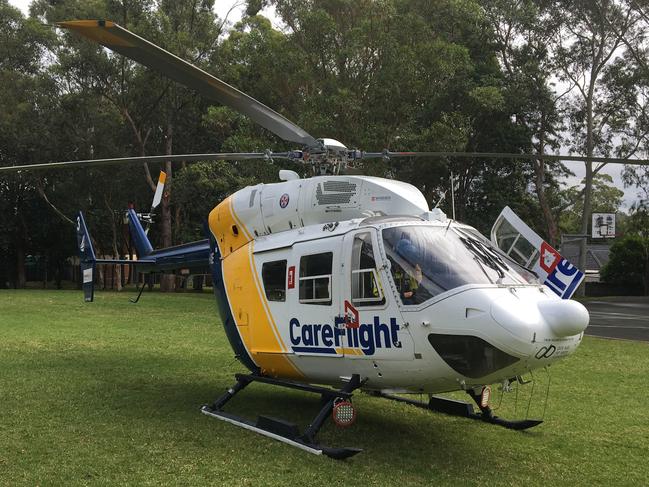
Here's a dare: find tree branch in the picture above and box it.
[35,181,75,226]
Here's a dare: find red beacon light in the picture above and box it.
[480,386,491,409]
[332,399,357,427]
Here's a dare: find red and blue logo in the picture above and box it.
[279,193,290,208]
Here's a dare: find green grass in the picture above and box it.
[1,290,647,486]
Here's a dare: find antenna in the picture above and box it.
[450,172,456,220]
[433,191,447,209]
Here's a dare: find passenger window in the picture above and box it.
[299,252,333,305]
[351,233,385,306]
[262,260,287,302]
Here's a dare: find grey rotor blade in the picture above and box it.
[57,20,318,148]
[360,151,649,166]
[0,153,290,174]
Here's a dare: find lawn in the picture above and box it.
[1,289,647,486]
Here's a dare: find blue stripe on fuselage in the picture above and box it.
[208,226,259,374]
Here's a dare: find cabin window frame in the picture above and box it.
[298,252,333,305]
[261,259,288,302]
[350,232,386,306]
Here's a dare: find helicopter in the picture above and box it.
[3,19,625,459]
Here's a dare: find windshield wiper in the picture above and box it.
[459,236,506,279]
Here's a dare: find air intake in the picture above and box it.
[315,180,357,205]
[427,334,519,379]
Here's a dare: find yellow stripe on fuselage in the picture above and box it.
[211,195,302,380]
[248,244,289,352]
[208,196,250,259]
[336,347,364,356]
[222,242,303,379]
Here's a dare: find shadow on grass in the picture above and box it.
[18,349,543,474]
[62,356,538,470]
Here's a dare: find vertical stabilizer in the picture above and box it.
[76,212,97,302]
[127,208,154,257]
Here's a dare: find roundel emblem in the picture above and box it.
[279,193,290,208]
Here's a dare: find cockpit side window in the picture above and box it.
[351,232,385,307]
[385,243,435,306]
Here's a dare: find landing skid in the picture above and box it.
[201,373,365,459]
[372,391,542,431]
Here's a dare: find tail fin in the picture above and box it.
[76,212,97,302]
[127,208,154,257]
[151,171,166,213]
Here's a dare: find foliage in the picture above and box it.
[3,0,649,287]
[481,0,572,245]
[623,201,649,237]
[600,234,649,294]
[259,0,536,233]
[0,0,63,287]
[173,160,260,242]
[558,173,624,234]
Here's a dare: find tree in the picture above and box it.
[481,0,576,246]
[601,234,649,294]
[548,0,641,290]
[255,0,534,233]
[33,0,224,291]
[558,173,624,234]
[0,0,59,287]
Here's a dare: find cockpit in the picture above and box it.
[381,224,534,305]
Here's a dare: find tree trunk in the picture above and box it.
[534,162,559,246]
[14,213,28,288]
[644,243,649,296]
[577,89,596,297]
[160,121,175,292]
[535,126,559,246]
[105,196,123,292]
[15,244,26,289]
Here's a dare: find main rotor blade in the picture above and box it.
[57,20,318,148]
[0,153,289,173]
[360,151,649,166]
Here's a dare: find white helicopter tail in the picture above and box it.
[491,206,585,299]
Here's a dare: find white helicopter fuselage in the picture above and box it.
[208,174,589,394]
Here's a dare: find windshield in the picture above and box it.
[382,225,530,305]
[456,226,541,285]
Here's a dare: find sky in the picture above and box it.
[7,0,642,209]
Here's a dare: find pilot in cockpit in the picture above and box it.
[391,236,432,305]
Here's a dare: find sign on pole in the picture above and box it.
[591,213,615,238]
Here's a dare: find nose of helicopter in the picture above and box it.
[490,290,589,341]
[537,299,589,337]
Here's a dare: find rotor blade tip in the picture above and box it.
[57,19,115,29]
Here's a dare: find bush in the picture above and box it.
[600,235,649,295]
